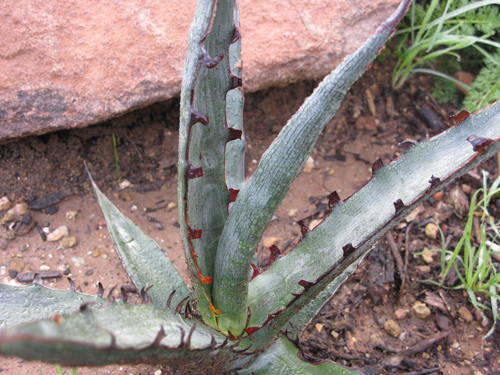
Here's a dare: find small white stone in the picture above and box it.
[65,210,78,220]
[47,226,69,241]
[119,179,131,190]
[302,156,315,173]
[167,202,177,209]
[131,205,138,212]
[40,265,50,271]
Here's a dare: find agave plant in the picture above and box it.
[1,0,500,373]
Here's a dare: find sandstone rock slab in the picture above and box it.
[0,0,400,142]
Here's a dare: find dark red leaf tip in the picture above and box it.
[328,191,341,210]
[298,220,310,238]
[399,141,415,152]
[188,226,203,239]
[467,135,493,153]
[298,279,315,291]
[372,158,384,174]
[200,46,224,68]
[190,109,208,127]
[393,199,405,215]
[166,290,176,309]
[229,75,242,89]
[186,164,204,179]
[174,296,190,314]
[228,128,242,141]
[228,188,239,203]
[228,330,238,341]
[449,109,470,125]
[244,327,259,336]
[268,244,282,266]
[429,175,441,189]
[230,27,241,44]
[342,243,355,258]
[365,61,374,71]
[250,263,261,281]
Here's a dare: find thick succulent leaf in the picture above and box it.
[0,282,105,328]
[236,336,360,375]
[243,101,500,347]
[178,0,243,324]
[88,171,190,310]
[213,0,412,335]
[0,301,231,367]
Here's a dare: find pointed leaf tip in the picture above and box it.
[467,135,493,153]
[228,128,242,141]
[399,141,415,152]
[297,220,310,238]
[165,290,176,309]
[174,296,190,314]
[372,158,384,174]
[186,164,204,179]
[449,109,469,125]
[67,277,76,291]
[250,263,261,281]
[190,109,209,126]
[244,326,259,336]
[393,199,405,215]
[342,243,356,258]
[298,279,315,291]
[429,175,441,189]
[328,191,341,209]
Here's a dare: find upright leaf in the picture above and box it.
[213,0,413,335]
[178,0,244,325]
[88,168,190,310]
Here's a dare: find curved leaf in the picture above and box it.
[0,301,230,367]
[0,282,106,328]
[244,100,500,347]
[88,170,191,310]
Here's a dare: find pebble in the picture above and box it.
[102,253,109,260]
[66,210,78,221]
[0,196,11,211]
[405,206,421,222]
[458,306,473,323]
[383,319,402,338]
[461,184,472,194]
[302,156,315,173]
[433,191,444,201]
[421,352,430,359]
[40,265,50,271]
[19,243,29,252]
[288,209,298,218]
[345,331,357,351]
[71,256,85,266]
[10,259,25,273]
[424,223,439,240]
[167,202,177,210]
[315,323,323,333]
[0,212,15,225]
[131,205,138,212]
[421,248,435,264]
[308,219,321,230]
[327,168,334,176]
[85,269,94,276]
[61,236,78,249]
[47,226,69,241]
[331,330,339,339]
[119,179,131,190]
[154,370,162,375]
[412,301,431,319]
[394,309,409,320]
[7,203,28,217]
[8,269,17,278]
[92,250,101,258]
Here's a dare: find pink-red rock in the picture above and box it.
[0,0,400,142]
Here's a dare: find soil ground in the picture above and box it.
[0,58,499,375]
